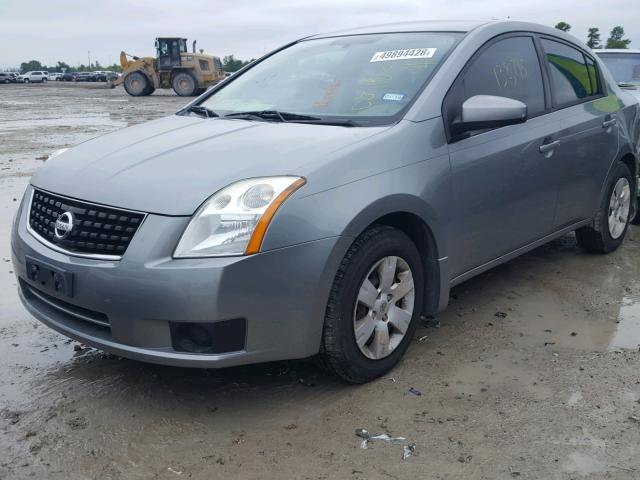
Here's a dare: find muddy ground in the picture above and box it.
[1,83,640,480]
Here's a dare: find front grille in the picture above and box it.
[29,189,145,258]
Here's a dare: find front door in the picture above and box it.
[443,35,559,278]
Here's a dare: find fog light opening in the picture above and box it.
[170,319,247,354]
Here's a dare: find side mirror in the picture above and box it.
[451,95,527,136]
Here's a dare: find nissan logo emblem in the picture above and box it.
[54,211,74,240]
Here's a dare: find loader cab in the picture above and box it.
[156,37,187,71]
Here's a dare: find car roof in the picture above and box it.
[308,20,585,45]
[596,49,640,54]
[310,19,490,38]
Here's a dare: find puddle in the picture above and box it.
[609,294,640,350]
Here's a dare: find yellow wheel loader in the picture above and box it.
[115,38,224,97]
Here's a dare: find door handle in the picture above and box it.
[539,140,560,154]
[602,117,617,129]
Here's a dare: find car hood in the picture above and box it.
[31,115,387,215]
[624,88,640,101]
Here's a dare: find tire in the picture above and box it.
[631,182,640,225]
[576,161,633,253]
[317,225,424,383]
[42,78,47,83]
[123,71,150,97]
[172,71,198,96]
[24,79,30,83]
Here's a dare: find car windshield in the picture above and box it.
[199,32,461,126]
[598,53,640,86]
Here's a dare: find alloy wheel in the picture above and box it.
[353,256,415,360]
[609,177,631,239]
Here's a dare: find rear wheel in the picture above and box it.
[318,225,424,383]
[42,78,47,83]
[24,79,30,83]
[576,161,633,253]
[172,71,198,96]
[123,71,150,97]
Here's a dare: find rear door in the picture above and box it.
[444,34,560,278]
[538,38,620,227]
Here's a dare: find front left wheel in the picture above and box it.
[318,225,424,383]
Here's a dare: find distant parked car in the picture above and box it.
[74,72,97,82]
[92,71,119,82]
[0,72,17,84]
[42,71,50,80]
[17,71,47,83]
[49,73,63,81]
[596,49,640,224]
[60,72,77,81]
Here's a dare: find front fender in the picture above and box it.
[261,153,452,258]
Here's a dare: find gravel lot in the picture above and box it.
[1,83,640,480]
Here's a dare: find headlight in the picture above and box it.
[174,176,305,258]
[48,148,69,160]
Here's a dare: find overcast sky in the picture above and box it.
[1,0,639,70]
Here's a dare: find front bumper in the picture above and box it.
[12,186,349,368]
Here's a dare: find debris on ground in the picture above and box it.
[416,335,428,343]
[403,443,417,460]
[420,316,440,328]
[66,416,88,430]
[494,311,508,318]
[355,428,416,460]
[167,467,183,475]
[409,387,422,396]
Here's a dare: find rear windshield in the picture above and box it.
[597,53,640,86]
[200,32,461,126]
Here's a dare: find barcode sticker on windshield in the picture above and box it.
[370,48,437,62]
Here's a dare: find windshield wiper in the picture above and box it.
[295,119,359,127]
[224,110,321,122]
[186,105,219,118]
[619,82,640,89]
[224,110,358,126]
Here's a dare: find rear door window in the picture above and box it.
[541,39,598,106]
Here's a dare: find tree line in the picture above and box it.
[15,55,254,74]
[554,22,631,49]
